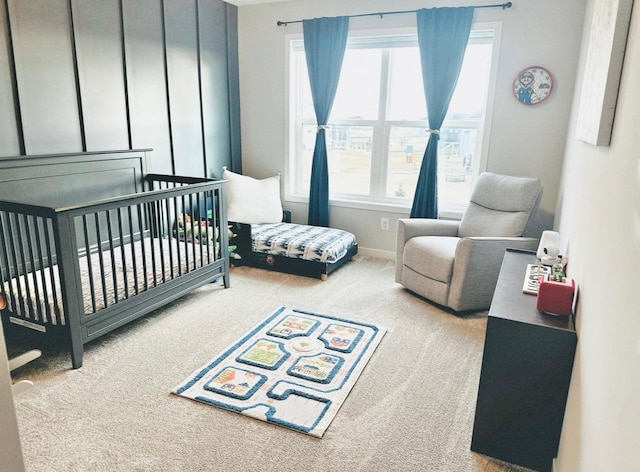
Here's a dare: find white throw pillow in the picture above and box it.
[223,169,283,224]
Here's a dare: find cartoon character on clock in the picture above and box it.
[515,71,536,104]
[513,66,554,105]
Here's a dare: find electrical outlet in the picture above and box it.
[380,218,389,231]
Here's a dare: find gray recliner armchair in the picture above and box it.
[395,172,543,312]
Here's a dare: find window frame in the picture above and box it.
[284,23,502,219]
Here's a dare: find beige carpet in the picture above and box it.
[9,256,534,472]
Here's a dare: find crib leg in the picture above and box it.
[224,257,230,288]
[71,348,83,369]
[69,328,84,369]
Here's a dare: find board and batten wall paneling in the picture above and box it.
[226,3,242,175]
[0,1,21,156]
[71,0,129,152]
[163,0,205,177]
[199,0,231,179]
[122,0,173,174]
[0,0,238,177]
[7,0,83,155]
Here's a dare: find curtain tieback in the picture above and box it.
[317,125,330,133]
[426,128,440,139]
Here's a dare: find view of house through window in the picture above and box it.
[288,28,499,214]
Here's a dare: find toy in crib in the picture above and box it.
[177,214,240,260]
[177,214,214,242]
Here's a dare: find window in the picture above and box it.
[287,26,500,216]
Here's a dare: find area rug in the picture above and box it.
[172,306,386,437]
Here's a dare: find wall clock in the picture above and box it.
[513,66,554,105]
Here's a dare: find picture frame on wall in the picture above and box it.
[575,0,634,147]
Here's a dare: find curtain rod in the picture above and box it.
[276,2,512,26]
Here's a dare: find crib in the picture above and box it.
[0,150,229,368]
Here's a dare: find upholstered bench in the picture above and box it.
[223,168,358,280]
[231,220,358,280]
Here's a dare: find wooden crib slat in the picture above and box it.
[116,208,129,299]
[43,218,62,325]
[137,204,150,291]
[21,215,42,321]
[105,210,118,305]
[173,195,182,277]
[195,192,205,267]
[182,194,191,275]
[205,190,213,265]
[82,215,97,314]
[32,216,51,323]
[94,212,108,309]
[0,214,13,313]
[165,198,173,279]
[9,213,31,318]
[211,189,219,262]
[0,213,16,313]
[156,200,167,284]
[127,206,139,296]
[148,202,159,287]
[188,194,195,272]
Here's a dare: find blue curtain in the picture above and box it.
[303,16,349,227]
[410,7,474,219]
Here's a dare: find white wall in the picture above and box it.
[555,1,640,470]
[236,0,586,256]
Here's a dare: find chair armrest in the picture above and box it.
[447,237,539,312]
[396,218,460,243]
[395,218,461,282]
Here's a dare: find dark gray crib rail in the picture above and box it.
[0,175,228,350]
[0,202,60,327]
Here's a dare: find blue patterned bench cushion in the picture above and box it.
[251,223,357,264]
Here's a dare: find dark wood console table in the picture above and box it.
[471,248,577,472]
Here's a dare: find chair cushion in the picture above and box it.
[459,203,530,237]
[403,236,460,283]
[459,173,541,238]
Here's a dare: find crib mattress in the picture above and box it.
[251,223,356,264]
[1,236,215,325]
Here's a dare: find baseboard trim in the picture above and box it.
[357,247,395,260]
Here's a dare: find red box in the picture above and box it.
[536,276,576,316]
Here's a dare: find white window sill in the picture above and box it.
[284,194,465,220]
